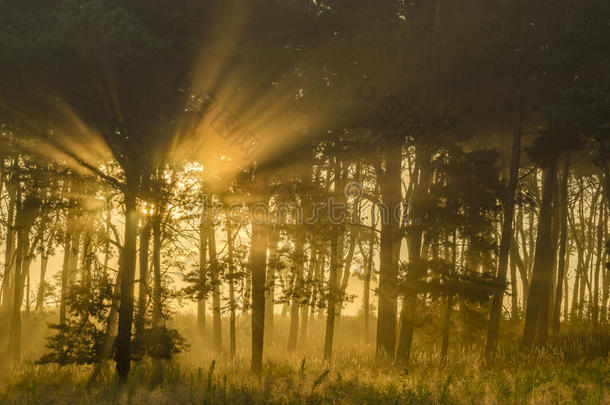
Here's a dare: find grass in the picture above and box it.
[0,314,608,404]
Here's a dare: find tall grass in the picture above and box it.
[0,313,608,404]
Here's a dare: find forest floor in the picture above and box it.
[0,314,608,404]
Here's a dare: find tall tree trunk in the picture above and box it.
[324,159,345,361]
[552,154,569,332]
[510,257,519,318]
[59,211,73,326]
[1,186,16,320]
[564,252,571,322]
[197,194,208,336]
[376,137,403,359]
[90,208,121,383]
[9,226,27,363]
[335,231,356,332]
[522,160,557,348]
[511,235,529,308]
[440,231,457,367]
[209,221,222,353]
[486,100,522,360]
[300,245,316,344]
[250,219,268,373]
[288,232,305,351]
[35,254,48,312]
[396,147,430,365]
[115,186,140,381]
[151,214,163,383]
[226,219,237,359]
[135,219,151,345]
[264,229,279,344]
[362,206,376,341]
[592,194,604,325]
[9,190,35,363]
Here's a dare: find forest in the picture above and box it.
[0,0,609,404]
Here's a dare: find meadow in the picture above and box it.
[1,314,608,405]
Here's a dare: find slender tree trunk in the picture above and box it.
[135,219,151,345]
[115,186,140,381]
[335,231,356,330]
[324,159,345,361]
[151,214,163,383]
[571,256,581,320]
[1,186,16,320]
[300,246,316,344]
[35,254,48,312]
[486,96,522,360]
[264,229,279,344]
[197,194,208,336]
[602,175,610,322]
[593,195,604,325]
[288,232,305,351]
[440,231,457,367]
[250,219,268,373]
[9,191,34,364]
[376,138,403,359]
[59,213,73,326]
[510,258,519,319]
[209,221,222,353]
[324,224,340,362]
[522,160,557,348]
[564,252,571,321]
[226,219,237,359]
[440,294,454,367]
[396,147,430,365]
[90,211,121,382]
[9,226,27,363]
[552,154,569,332]
[363,206,376,341]
[511,235,529,308]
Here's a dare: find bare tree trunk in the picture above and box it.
[226,219,237,359]
[288,232,305,351]
[335,231,356,332]
[564,251,571,321]
[264,229,279,344]
[324,159,345,361]
[9,226,27,363]
[511,235,529,308]
[1,179,16,321]
[250,220,268,373]
[552,154,569,332]
[362,206,376,341]
[486,95,522,360]
[396,147,430,365]
[209,220,222,353]
[115,185,140,381]
[35,255,48,312]
[197,194,208,336]
[9,191,35,363]
[522,160,557,348]
[150,214,163,384]
[135,219,151,345]
[59,211,73,326]
[592,194,604,325]
[299,246,316,344]
[441,231,457,367]
[510,258,519,319]
[376,138,403,359]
